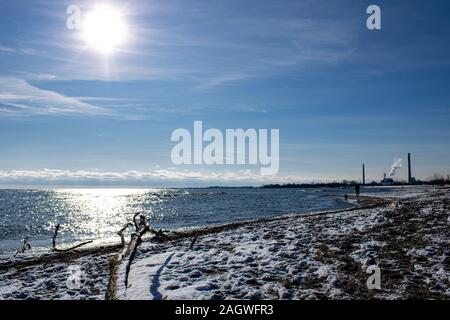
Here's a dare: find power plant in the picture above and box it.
[363,153,416,185]
[381,173,394,185]
[380,153,415,185]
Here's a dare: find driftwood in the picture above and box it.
[52,224,60,248]
[52,223,93,252]
[107,213,154,296]
[132,212,148,231]
[124,224,150,287]
[117,223,133,247]
[149,228,169,243]
[116,212,149,249]
[189,234,199,251]
[106,213,171,298]
[14,236,31,257]
[123,213,161,287]
[132,212,140,230]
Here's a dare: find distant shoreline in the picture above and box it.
[1,181,448,190]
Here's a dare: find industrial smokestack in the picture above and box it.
[362,164,365,185]
[408,153,412,184]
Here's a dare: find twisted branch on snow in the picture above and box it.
[52,223,93,252]
[189,234,199,251]
[107,213,172,298]
[14,236,31,257]
[117,223,133,248]
[124,223,150,287]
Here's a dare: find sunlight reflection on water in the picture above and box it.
[0,187,354,253]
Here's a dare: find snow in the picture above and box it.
[0,251,114,300]
[112,186,450,300]
[1,186,449,300]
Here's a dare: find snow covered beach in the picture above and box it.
[1,186,449,300]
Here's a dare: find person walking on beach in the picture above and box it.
[355,184,360,197]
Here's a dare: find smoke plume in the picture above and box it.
[389,158,403,177]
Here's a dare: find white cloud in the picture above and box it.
[0,77,108,116]
[0,168,313,186]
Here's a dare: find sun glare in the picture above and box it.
[82,4,127,54]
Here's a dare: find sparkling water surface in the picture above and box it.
[0,187,356,254]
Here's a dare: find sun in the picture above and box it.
[82,4,127,54]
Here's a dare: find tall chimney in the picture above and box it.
[408,153,412,184]
[362,164,365,185]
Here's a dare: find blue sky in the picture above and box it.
[0,0,449,186]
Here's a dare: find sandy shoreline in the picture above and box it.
[1,186,449,300]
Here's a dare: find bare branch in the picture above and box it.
[52,223,93,252]
[14,236,31,257]
[132,212,141,231]
[124,224,150,287]
[52,240,94,252]
[52,224,60,249]
[117,223,132,247]
[149,228,169,242]
[107,213,172,298]
[189,234,199,251]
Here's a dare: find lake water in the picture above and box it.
[0,187,357,254]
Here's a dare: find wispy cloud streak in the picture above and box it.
[0,77,108,116]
